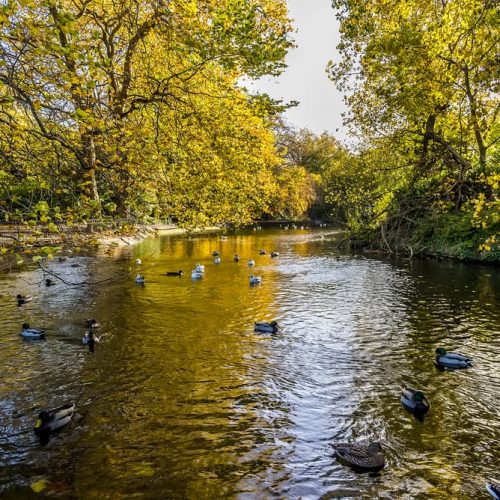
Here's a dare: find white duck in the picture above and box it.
[249,275,262,285]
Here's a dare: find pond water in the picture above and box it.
[0,229,499,499]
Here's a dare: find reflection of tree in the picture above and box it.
[73,232,292,497]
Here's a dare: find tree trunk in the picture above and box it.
[82,133,101,208]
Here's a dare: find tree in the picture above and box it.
[0,0,292,223]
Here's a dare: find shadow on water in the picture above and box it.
[0,229,499,498]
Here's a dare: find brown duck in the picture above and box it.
[334,442,385,472]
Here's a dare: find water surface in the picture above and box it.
[0,229,499,498]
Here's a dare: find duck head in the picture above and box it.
[435,347,447,356]
[22,322,30,330]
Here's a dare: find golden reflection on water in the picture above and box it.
[0,230,499,498]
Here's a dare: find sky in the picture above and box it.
[248,0,347,139]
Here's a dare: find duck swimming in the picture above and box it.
[20,323,45,339]
[16,294,32,305]
[166,270,183,276]
[212,251,220,257]
[435,348,472,369]
[191,269,204,279]
[249,275,262,285]
[214,256,221,264]
[195,264,205,274]
[45,278,57,286]
[334,442,385,473]
[487,483,500,499]
[34,402,75,445]
[135,274,145,284]
[234,255,240,262]
[259,250,267,255]
[254,321,278,333]
[401,387,430,416]
[135,258,142,265]
[248,259,255,266]
[270,252,279,258]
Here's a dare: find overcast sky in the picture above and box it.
[248,0,347,139]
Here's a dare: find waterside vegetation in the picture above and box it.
[0,0,498,262]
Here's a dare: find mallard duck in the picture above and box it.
[20,323,45,339]
[234,255,240,262]
[334,442,385,472]
[435,348,472,369]
[254,321,278,333]
[401,387,430,416]
[85,319,100,329]
[270,252,279,258]
[166,270,183,276]
[249,275,262,285]
[135,274,145,284]
[16,294,33,305]
[135,258,142,265]
[45,278,57,286]
[191,269,204,279]
[487,483,500,499]
[259,249,267,255]
[214,256,221,264]
[195,263,205,274]
[248,259,255,266]
[34,402,75,445]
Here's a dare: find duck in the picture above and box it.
[195,263,205,274]
[212,251,220,257]
[191,269,204,279]
[135,258,142,265]
[486,483,500,499]
[248,259,255,266]
[16,294,33,305]
[220,236,228,240]
[20,323,45,340]
[45,278,57,286]
[57,256,67,262]
[135,274,145,284]
[85,319,100,329]
[249,275,262,285]
[259,250,267,255]
[254,321,278,333]
[435,347,472,369]
[214,256,221,264]
[270,252,279,258]
[334,442,385,473]
[34,402,75,445]
[165,270,183,276]
[234,255,240,262]
[401,387,430,416]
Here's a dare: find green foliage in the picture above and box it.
[326,0,500,259]
[0,0,293,227]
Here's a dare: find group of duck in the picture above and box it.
[16,288,102,443]
[13,254,499,498]
[134,249,280,286]
[330,348,474,475]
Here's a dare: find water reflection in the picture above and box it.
[0,230,499,498]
